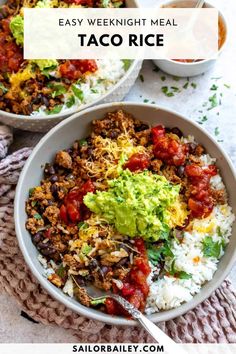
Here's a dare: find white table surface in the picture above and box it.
[1,0,236,343]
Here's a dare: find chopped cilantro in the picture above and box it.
[191,82,197,89]
[47,105,63,115]
[41,65,57,78]
[91,88,98,94]
[169,260,192,279]
[29,187,35,197]
[139,74,144,82]
[202,236,222,258]
[79,139,87,147]
[122,59,132,71]
[143,99,149,103]
[66,95,75,108]
[211,77,222,80]
[214,127,220,136]
[153,66,160,73]
[81,243,92,255]
[161,86,174,97]
[161,76,166,82]
[0,82,8,94]
[170,86,180,92]
[72,85,84,101]
[147,242,174,266]
[207,93,218,110]
[224,83,230,89]
[210,84,218,91]
[56,264,66,278]
[51,84,66,98]
[78,221,88,230]
[33,213,42,220]
[183,82,189,89]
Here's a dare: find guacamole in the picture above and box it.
[31,60,59,72]
[84,170,187,241]
[10,15,24,46]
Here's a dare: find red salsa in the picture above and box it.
[59,60,98,80]
[124,153,150,172]
[105,238,151,315]
[60,180,95,224]
[185,164,217,218]
[152,125,188,166]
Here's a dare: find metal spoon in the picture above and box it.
[72,278,177,348]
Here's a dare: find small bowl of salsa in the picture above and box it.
[153,0,227,77]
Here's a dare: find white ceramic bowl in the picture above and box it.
[153,0,228,77]
[15,102,236,326]
[0,0,141,132]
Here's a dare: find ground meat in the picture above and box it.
[92,110,135,138]
[161,166,182,185]
[43,205,60,225]
[63,254,80,269]
[55,151,72,169]
[32,183,52,202]
[195,144,205,156]
[74,286,91,307]
[211,189,227,205]
[135,129,151,146]
[150,159,163,173]
[25,215,44,234]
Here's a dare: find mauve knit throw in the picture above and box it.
[0,124,236,343]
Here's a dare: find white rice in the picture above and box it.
[32,59,126,116]
[145,152,235,314]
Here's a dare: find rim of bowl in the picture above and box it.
[0,0,140,121]
[14,102,236,326]
[159,0,228,66]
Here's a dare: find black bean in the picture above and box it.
[50,184,58,197]
[101,266,112,275]
[32,232,42,245]
[41,247,55,256]
[32,95,41,105]
[50,175,58,183]
[44,163,51,175]
[41,96,49,107]
[89,259,99,270]
[37,241,49,250]
[109,131,119,139]
[66,148,73,155]
[115,257,128,267]
[177,165,185,178]
[171,127,183,138]
[48,166,55,175]
[74,275,86,286]
[187,142,198,154]
[135,124,149,132]
[87,148,93,157]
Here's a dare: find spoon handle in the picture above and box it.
[111,295,176,346]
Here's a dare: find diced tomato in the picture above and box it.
[121,283,136,297]
[124,153,150,172]
[71,60,98,74]
[59,61,82,81]
[67,202,81,223]
[60,180,95,225]
[185,164,217,218]
[59,60,98,80]
[134,257,151,276]
[152,125,188,166]
[0,33,23,73]
[60,204,68,223]
[151,125,165,144]
[105,298,117,315]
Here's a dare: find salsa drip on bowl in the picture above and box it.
[25,110,230,316]
[0,0,128,116]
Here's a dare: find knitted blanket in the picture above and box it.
[0,125,236,343]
